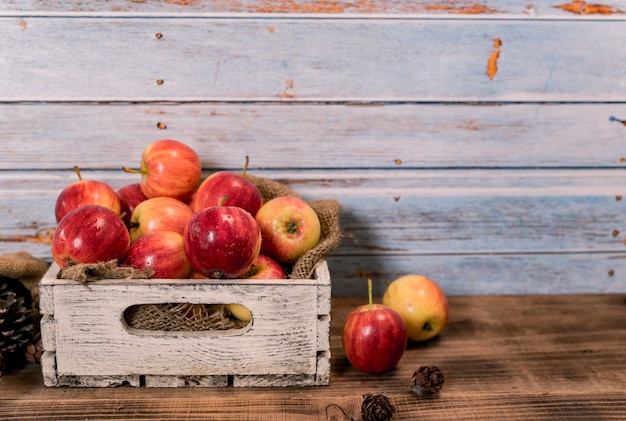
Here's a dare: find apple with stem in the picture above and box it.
[342,279,408,374]
[382,274,449,342]
[123,231,192,279]
[129,196,193,243]
[55,166,121,222]
[184,203,262,279]
[254,196,321,263]
[52,205,130,268]
[122,139,201,201]
[193,156,263,216]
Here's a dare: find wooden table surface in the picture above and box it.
[1,294,625,420]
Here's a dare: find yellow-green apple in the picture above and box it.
[382,274,449,342]
[123,139,201,201]
[227,254,287,322]
[55,166,121,222]
[123,231,192,279]
[184,205,262,279]
[129,196,193,242]
[52,205,130,268]
[342,279,407,374]
[254,196,321,263]
[116,182,148,227]
[193,164,263,216]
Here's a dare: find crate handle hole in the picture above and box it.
[122,303,252,336]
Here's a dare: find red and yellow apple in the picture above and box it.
[382,274,449,342]
[55,166,121,222]
[52,205,130,268]
[129,196,193,243]
[123,231,193,279]
[123,139,202,201]
[342,279,407,374]
[254,196,321,263]
[184,205,262,279]
[116,182,148,226]
[194,170,263,216]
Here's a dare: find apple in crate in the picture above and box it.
[193,158,263,216]
[123,231,192,279]
[184,205,262,279]
[52,205,130,268]
[342,279,408,374]
[227,254,287,322]
[116,182,148,226]
[129,197,193,243]
[383,274,449,342]
[123,139,201,201]
[55,166,121,222]
[254,196,321,263]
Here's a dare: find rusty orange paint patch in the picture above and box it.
[0,229,55,245]
[553,0,623,14]
[486,38,502,80]
[424,3,499,14]
[278,79,296,99]
[249,0,381,13]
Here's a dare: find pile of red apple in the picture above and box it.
[51,139,322,284]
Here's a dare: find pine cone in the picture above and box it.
[411,366,445,397]
[361,393,396,421]
[25,332,43,364]
[0,277,35,371]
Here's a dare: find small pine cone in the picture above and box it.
[361,393,396,421]
[25,332,43,364]
[411,366,445,397]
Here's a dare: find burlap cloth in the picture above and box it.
[0,251,48,318]
[57,175,342,331]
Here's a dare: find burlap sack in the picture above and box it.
[58,175,342,331]
[0,251,49,317]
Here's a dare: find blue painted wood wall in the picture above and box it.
[1,0,625,296]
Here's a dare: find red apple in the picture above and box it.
[228,254,287,322]
[123,231,192,279]
[51,205,130,268]
[243,254,286,279]
[193,158,262,216]
[116,182,148,226]
[55,166,121,222]
[123,139,202,201]
[383,274,449,342]
[342,279,408,374]
[254,196,321,263]
[129,196,193,243]
[183,205,262,279]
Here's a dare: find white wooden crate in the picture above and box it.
[39,260,332,388]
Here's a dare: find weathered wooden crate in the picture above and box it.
[39,260,332,388]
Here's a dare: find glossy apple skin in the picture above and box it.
[194,171,263,216]
[139,139,202,200]
[243,254,286,279]
[116,183,148,226]
[123,231,192,279]
[254,196,321,263]
[342,303,408,374]
[383,274,449,342]
[227,254,286,323]
[55,179,121,223]
[129,197,193,243]
[184,206,262,279]
[52,205,130,268]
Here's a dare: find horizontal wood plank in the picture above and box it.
[1,294,625,419]
[3,0,626,17]
[2,103,626,169]
[2,18,625,101]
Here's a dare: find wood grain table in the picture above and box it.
[1,294,625,420]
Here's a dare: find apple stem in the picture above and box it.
[122,167,145,175]
[218,195,229,207]
[73,166,83,181]
[241,155,250,178]
[368,278,373,311]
